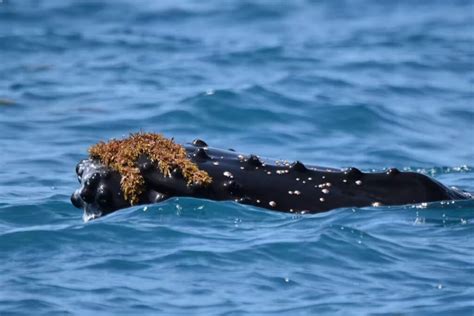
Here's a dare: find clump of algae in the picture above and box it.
[89,133,212,204]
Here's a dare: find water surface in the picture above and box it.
[1,0,473,315]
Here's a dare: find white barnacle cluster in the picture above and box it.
[312,182,332,199]
[288,190,301,195]
[223,171,234,179]
[275,160,291,167]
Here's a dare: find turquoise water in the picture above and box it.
[1,0,473,315]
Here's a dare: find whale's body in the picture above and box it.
[71,139,469,220]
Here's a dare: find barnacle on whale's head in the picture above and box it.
[88,132,212,204]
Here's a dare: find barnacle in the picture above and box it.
[89,133,212,204]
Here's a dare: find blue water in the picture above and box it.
[1,0,473,314]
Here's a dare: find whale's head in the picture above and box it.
[71,159,130,221]
[70,158,187,221]
[71,134,213,221]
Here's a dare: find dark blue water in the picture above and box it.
[1,0,473,315]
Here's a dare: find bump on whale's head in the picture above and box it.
[71,159,130,221]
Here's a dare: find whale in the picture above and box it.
[71,137,470,221]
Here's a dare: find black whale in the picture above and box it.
[71,139,469,220]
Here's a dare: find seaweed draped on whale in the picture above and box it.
[71,133,470,221]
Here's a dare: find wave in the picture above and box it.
[1,197,473,314]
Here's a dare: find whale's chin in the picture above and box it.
[82,205,103,222]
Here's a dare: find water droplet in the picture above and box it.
[213,161,219,165]
[269,201,276,207]
[223,171,233,178]
[355,180,362,185]
[294,190,301,195]
[320,197,325,202]
[322,189,329,194]
[175,204,182,215]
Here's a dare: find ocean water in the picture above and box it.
[1,0,473,315]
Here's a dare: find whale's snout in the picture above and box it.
[70,190,83,208]
[72,159,129,221]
